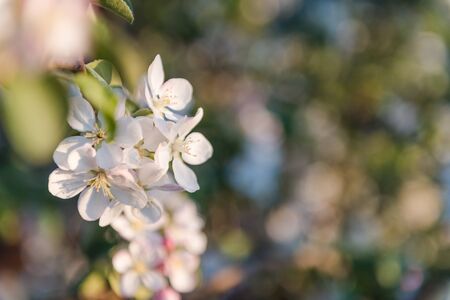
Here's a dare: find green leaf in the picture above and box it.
[86,60,113,85]
[93,0,134,24]
[0,75,67,165]
[132,107,153,117]
[74,73,118,140]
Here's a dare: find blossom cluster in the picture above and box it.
[112,192,206,299]
[48,55,212,298]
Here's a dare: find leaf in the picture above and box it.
[74,73,118,140]
[86,60,113,85]
[0,75,68,165]
[132,107,152,117]
[93,0,134,24]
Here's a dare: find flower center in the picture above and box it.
[134,140,153,159]
[154,95,171,109]
[84,127,107,146]
[134,261,148,274]
[88,171,113,199]
[173,138,196,158]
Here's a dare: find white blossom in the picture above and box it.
[155,108,213,192]
[113,233,168,297]
[112,192,206,294]
[21,0,91,67]
[48,49,212,299]
[48,142,157,226]
[145,55,193,120]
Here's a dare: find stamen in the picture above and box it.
[83,127,107,146]
[154,94,171,109]
[134,261,148,274]
[88,171,114,199]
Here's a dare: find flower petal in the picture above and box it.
[67,96,96,132]
[105,168,148,208]
[154,288,181,300]
[186,232,207,254]
[181,132,213,165]
[112,86,128,119]
[156,142,172,168]
[67,143,97,172]
[48,169,91,199]
[111,216,136,241]
[141,271,167,292]
[99,200,124,227]
[134,76,148,108]
[137,117,165,151]
[172,156,199,193]
[130,200,163,225]
[110,186,147,209]
[138,151,169,188]
[147,54,165,98]
[175,108,203,139]
[169,270,197,293]
[120,271,140,298]
[115,116,143,148]
[154,118,177,141]
[77,187,109,221]
[123,147,142,169]
[145,85,164,119]
[96,142,123,170]
[159,78,193,111]
[53,136,90,170]
[112,249,133,273]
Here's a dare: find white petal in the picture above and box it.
[67,96,96,132]
[96,142,123,170]
[147,54,164,98]
[77,187,109,221]
[169,270,197,293]
[169,251,200,272]
[108,168,148,208]
[134,76,148,108]
[120,271,140,298]
[99,200,124,227]
[147,189,184,209]
[181,132,213,165]
[172,156,199,193]
[164,109,183,122]
[137,117,166,151]
[152,183,184,192]
[123,147,142,169]
[110,185,147,209]
[48,169,91,199]
[130,200,163,225]
[159,78,193,111]
[67,143,97,172]
[110,187,146,208]
[141,271,167,292]
[155,142,172,168]
[186,232,207,254]
[115,116,143,148]
[53,136,90,170]
[145,84,165,120]
[112,249,133,273]
[154,118,177,141]
[129,233,165,264]
[154,288,181,300]
[111,216,136,241]
[112,87,128,119]
[138,161,167,188]
[175,108,203,139]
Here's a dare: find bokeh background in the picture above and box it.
[1,0,450,299]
